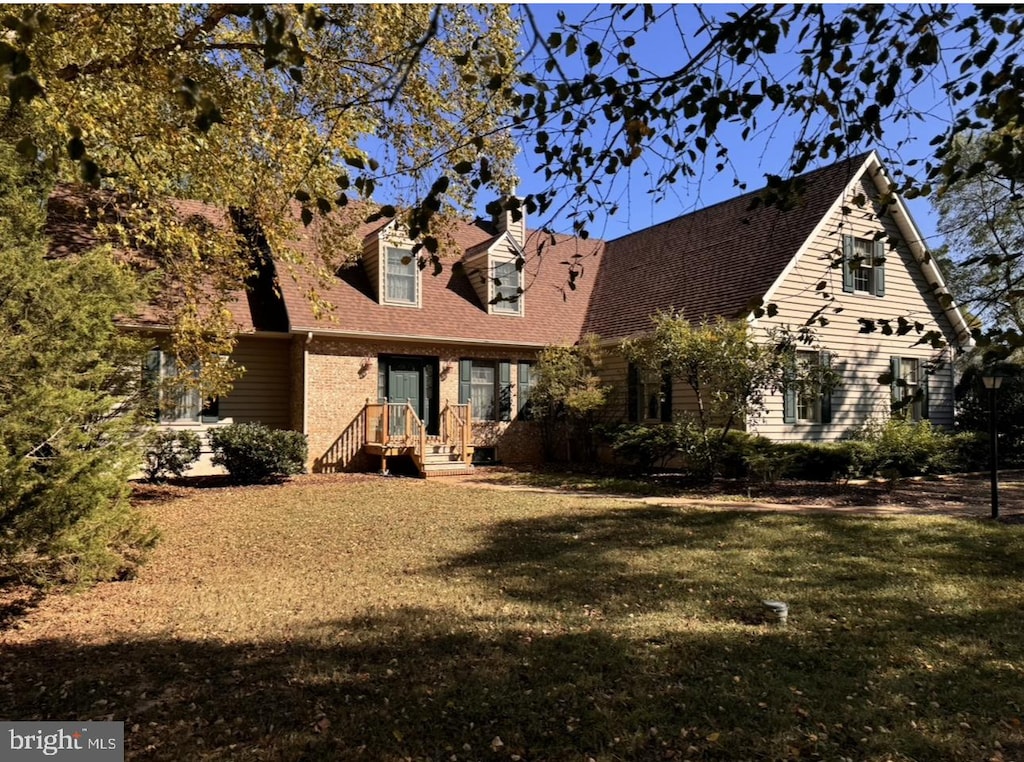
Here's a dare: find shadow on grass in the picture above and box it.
[1,604,1022,761]
[443,507,1024,613]
[4,507,1024,760]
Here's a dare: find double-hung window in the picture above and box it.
[459,359,512,421]
[842,235,886,297]
[385,247,418,306]
[891,356,928,421]
[492,258,522,314]
[144,349,219,424]
[796,351,822,423]
[517,361,535,418]
[783,350,833,424]
[627,363,672,423]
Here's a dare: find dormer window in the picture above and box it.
[384,246,418,306]
[492,259,522,314]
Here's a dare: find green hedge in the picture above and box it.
[142,429,202,482]
[209,423,307,484]
[607,419,975,483]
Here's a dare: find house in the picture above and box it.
[52,151,972,476]
[585,151,972,439]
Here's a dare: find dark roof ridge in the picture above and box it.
[603,151,872,246]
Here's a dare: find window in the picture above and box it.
[471,362,496,420]
[517,361,535,418]
[891,356,928,421]
[627,363,672,422]
[783,350,833,424]
[459,359,512,421]
[492,258,522,314]
[384,246,418,305]
[144,349,219,424]
[842,235,886,297]
[796,351,822,422]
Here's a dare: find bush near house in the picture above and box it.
[142,430,202,483]
[608,419,974,483]
[209,423,307,484]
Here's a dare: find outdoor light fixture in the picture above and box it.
[981,368,1006,519]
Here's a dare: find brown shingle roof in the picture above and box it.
[46,186,266,333]
[582,154,870,340]
[277,209,604,346]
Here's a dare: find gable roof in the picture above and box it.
[45,186,273,334]
[582,154,874,341]
[277,210,603,347]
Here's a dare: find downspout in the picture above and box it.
[302,331,313,436]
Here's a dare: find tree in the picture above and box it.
[934,129,1024,352]
[529,335,609,462]
[620,312,836,478]
[0,145,156,585]
[0,4,520,394]
[4,4,1024,354]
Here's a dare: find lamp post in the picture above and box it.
[981,370,1004,519]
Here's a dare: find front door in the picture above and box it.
[380,356,438,435]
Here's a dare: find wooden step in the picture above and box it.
[420,462,475,478]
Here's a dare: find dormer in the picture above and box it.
[464,231,526,316]
[362,220,420,308]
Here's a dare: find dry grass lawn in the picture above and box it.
[2,474,1024,760]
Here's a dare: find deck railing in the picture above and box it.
[440,401,472,464]
[363,399,472,465]
[364,400,423,448]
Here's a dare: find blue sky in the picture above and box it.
[510,4,953,247]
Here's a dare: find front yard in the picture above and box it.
[2,475,1024,760]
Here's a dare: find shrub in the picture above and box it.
[852,419,955,477]
[715,429,775,479]
[949,430,987,473]
[608,423,681,473]
[209,423,307,484]
[142,429,202,482]
[774,441,871,482]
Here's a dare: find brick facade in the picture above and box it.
[301,336,542,472]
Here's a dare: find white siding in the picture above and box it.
[753,176,962,441]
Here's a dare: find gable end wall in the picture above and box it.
[753,176,961,441]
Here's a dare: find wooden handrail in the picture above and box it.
[363,399,472,469]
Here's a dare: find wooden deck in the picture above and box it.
[363,400,474,478]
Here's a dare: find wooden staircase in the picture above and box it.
[362,400,474,478]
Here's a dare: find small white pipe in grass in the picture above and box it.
[762,600,788,625]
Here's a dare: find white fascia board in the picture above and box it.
[862,165,975,347]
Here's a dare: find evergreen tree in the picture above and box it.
[0,146,156,585]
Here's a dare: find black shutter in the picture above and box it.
[498,360,512,421]
[842,235,854,293]
[873,238,886,297]
[660,365,673,423]
[921,366,930,420]
[143,348,162,421]
[458,359,472,406]
[627,363,639,422]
